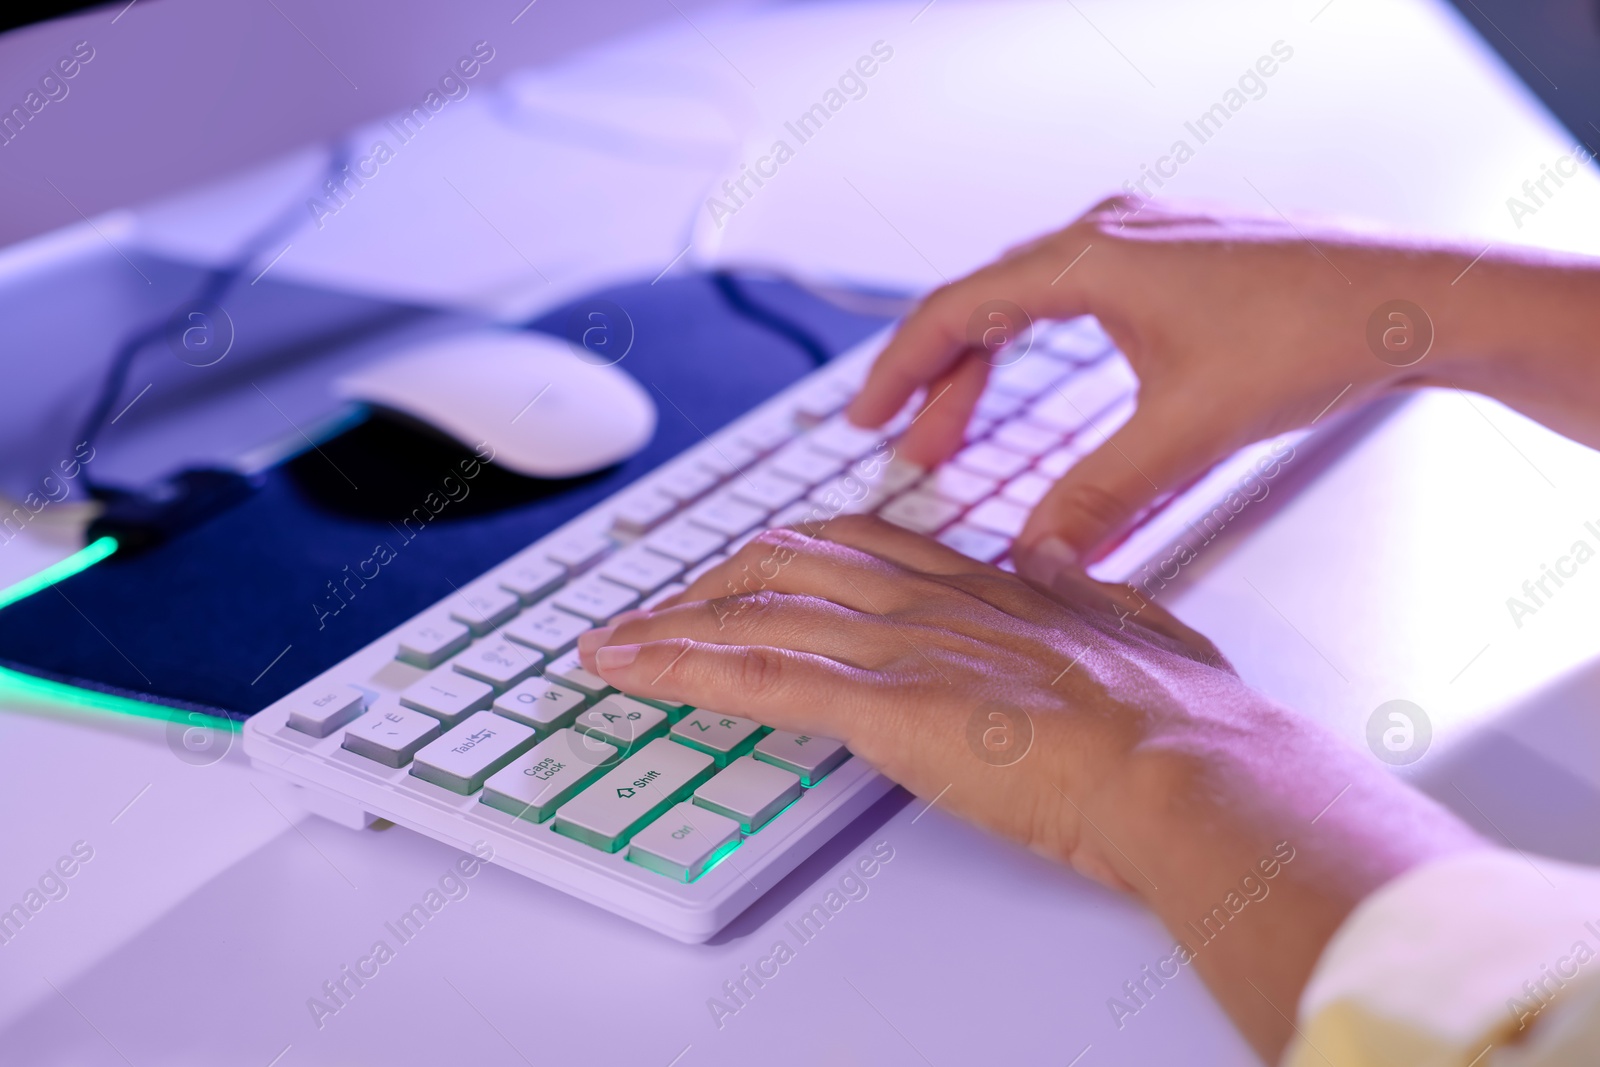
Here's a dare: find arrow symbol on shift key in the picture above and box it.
[616,787,635,798]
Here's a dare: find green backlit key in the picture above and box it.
[552,739,713,852]
[753,730,849,786]
[627,801,742,882]
[693,756,801,832]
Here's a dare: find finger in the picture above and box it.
[1014,390,1237,576]
[846,249,1099,430]
[671,527,914,613]
[577,594,889,671]
[892,349,991,468]
[588,638,878,741]
[795,513,994,578]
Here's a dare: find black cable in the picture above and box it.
[76,141,355,553]
[709,269,833,368]
[76,140,354,496]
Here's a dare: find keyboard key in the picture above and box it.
[656,463,719,503]
[771,501,829,528]
[693,756,802,832]
[410,712,537,794]
[503,602,592,655]
[599,544,685,594]
[544,529,613,570]
[671,709,763,765]
[735,417,795,452]
[640,582,686,611]
[955,442,1031,480]
[989,355,1069,397]
[965,497,1029,538]
[1038,443,1089,478]
[878,490,962,534]
[753,731,850,786]
[727,466,808,511]
[645,516,728,564]
[1002,471,1053,507]
[991,419,1063,458]
[396,618,471,669]
[481,728,616,823]
[687,492,767,538]
[497,558,565,605]
[452,639,543,690]
[342,704,441,767]
[921,466,998,506]
[808,472,887,517]
[684,553,728,584]
[285,684,367,738]
[767,442,846,485]
[493,675,587,733]
[399,667,495,727]
[448,583,520,636]
[1026,358,1137,433]
[806,416,886,460]
[1042,315,1114,363]
[938,523,1010,563]
[552,738,715,852]
[546,648,611,696]
[610,488,677,535]
[868,457,924,496]
[699,436,762,476]
[628,801,742,882]
[974,389,1026,421]
[575,694,667,750]
[553,573,640,622]
[794,380,854,425]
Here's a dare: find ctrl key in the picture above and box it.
[628,802,741,883]
[342,704,441,768]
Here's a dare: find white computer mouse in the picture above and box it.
[336,330,657,478]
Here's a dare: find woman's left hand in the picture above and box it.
[576,513,1233,891]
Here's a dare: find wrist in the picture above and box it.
[1405,249,1600,441]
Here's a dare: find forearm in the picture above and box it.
[1395,246,1600,451]
[1089,702,1487,1062]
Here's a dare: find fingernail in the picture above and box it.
[595,644,640,671]
[577,625,616,656]
[1019,536,1077,584]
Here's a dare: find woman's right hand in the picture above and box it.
[846,197,1600,583]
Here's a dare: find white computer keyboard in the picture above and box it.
[242,318,1309,942]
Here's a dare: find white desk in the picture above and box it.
[3,2,1599,1063]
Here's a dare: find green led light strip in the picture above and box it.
[0,535,119,612]
[0,664,238,731]
[0,535,235,729]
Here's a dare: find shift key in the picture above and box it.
[552,739,713,852]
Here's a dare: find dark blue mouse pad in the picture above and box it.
[0,273,892,720]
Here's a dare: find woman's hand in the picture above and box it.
[575,515,1484,1060]
[579,513,1230,889]
[846,198,1600,581]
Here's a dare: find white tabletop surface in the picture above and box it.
[3,2,1600,1064]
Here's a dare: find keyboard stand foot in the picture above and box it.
[274,777,379,830]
